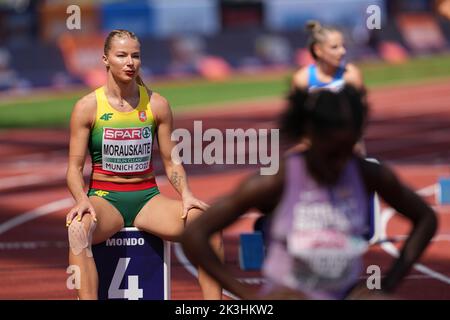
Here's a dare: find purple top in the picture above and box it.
[262,153,370,299]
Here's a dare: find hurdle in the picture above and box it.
[92,227,170,300]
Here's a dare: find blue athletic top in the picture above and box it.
[308,64,346,92]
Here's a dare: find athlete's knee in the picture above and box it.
[68,215,97,257]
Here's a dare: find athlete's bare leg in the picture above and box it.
[134,194,224,299]
[67,196,124,300]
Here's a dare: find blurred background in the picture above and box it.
[1,0,450,300]
[0,0,449,128]
[0,0,449,97]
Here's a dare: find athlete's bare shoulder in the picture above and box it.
[344,63,364,89]
[70,91,97,127]
[73,91,97,112]
[149,91,170,110]
[148,90,171,124]
[291,66,310,90]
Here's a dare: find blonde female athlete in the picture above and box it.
[65,29,223,300]
[291,20,366,154]
[292,20,364,92]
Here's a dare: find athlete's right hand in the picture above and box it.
[66,201,97,227]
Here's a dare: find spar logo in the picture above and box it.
[104,127,151,140]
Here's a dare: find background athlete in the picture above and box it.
[65,29,223,300]
[292,20,364,92]
[252,20,370,238]
[290,20,366,155]
[182,85,437,300]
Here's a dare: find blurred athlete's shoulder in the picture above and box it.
[292,65,311,90]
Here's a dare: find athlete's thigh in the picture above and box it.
[133,194,190,242]
[89,196,124,244]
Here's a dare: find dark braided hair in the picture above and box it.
[280,85,369,141]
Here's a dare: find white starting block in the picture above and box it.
[437,177,450,205]
[92,227,170,300]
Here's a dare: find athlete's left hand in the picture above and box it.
[181,193,209,219]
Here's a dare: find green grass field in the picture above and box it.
[1,54,450,128]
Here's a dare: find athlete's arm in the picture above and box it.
[66,93,98,225]
[151,92,208,217]
[182,161,285,299]
[359,158,437,293]
[291,66,309,90]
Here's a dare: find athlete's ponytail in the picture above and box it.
[306,20,322,34]
[136,74,151,92]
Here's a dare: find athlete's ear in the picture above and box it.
[102,54,109,69]
[313,43,323,59]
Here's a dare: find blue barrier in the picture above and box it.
[239,232,265,271]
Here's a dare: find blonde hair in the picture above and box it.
[103,29,150,91]
[305,20,341,60]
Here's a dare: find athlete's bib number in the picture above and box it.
[287,229,367,290]
[102,127,152,173]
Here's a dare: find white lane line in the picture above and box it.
[237,277,267,285]
[380,184,450,285]
[0,174,54,190]
[0,173,66,191]
[0,173,167,192]
[172,242,240,300]
[417,184,437,197]
[0,240,68,250]
[0,198,74,235]
[377,234,450,243]
[433,234,450,241]
[0,150,66,163]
